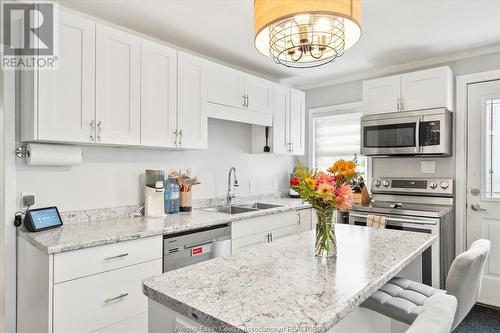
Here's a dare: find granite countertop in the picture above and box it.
[143,224,436,333]
[17,197,310,254]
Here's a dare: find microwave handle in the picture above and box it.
[415,116,421,153]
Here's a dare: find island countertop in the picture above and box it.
[143,224,436,333]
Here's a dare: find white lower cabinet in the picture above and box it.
[231,209,312,253]
[296,208,313,233]
[17,236,162,333]
[54,259,161,333]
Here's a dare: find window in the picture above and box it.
[312,110,367,178]
[485,97,500,198]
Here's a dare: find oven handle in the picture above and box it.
[349,213,437,225]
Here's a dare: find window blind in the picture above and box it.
[313,112,366,176]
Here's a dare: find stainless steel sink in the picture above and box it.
[200,205,258,214]
[199,202,283,214]
[236,203,283,210]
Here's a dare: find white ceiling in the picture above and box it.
[60,0,500,88]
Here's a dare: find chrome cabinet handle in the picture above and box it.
[179,129,183,147]
[104,293,128,303]
[90,120,96,142]
[266,232,271,242]
[246,95,249,108]
[269,232,273,242]
[297,212,301,225]
[104,253,129,260]
[242,95,246,107]
[471,204,487,212]
[397,97,400,111]
[173,130,178,147]
[97,121,102,142]
[401,97,405,111]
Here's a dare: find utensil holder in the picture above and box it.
[180,191,192,212]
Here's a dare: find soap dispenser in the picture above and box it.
[145,180,165,218]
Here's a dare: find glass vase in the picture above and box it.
[315,209,337,258]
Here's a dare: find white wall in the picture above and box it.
[15,119,295,212]
[305,51,500,178]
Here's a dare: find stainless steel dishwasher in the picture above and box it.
[163,223,231,272]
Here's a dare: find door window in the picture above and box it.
[485,97,500,198]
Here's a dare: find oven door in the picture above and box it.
[361,115,420,155]
[349,212,439,287]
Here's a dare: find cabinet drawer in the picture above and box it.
[271,224,297,241]
[53,259,161,333]
[94,311,147,333]
[231,211,296,239]
[54,236,162,283]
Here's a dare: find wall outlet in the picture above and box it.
[249,181,255,193]
[273,179,278,191]
[420,161,436,174]
[21,192,35,208]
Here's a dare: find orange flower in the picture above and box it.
[328,159,357,180]
[305,177,317,189]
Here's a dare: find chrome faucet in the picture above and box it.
[227,167,239,205]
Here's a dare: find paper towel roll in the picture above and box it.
[26,143,83,166]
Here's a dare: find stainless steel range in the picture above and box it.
[349,177,455,289]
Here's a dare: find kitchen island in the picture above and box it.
[143,224,436,333]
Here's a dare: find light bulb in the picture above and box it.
[294,14,310,26]
[315,17,332,32]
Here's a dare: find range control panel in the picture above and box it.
[371,178,454,196]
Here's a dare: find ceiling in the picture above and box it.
[60,0,500,89]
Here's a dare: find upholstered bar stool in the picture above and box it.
[361,239,491,331]
[406,294,457,333]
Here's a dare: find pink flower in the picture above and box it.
[334,184,355,210]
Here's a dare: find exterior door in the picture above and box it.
[38,10,95,143]
[467,79,500,307]
[96,24,141,145]
[177,52,208,149]
[140,40,177,148]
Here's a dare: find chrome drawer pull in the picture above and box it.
[104,293,128,303]
[104,253,129,260]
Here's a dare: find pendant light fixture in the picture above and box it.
[254,0,361,68]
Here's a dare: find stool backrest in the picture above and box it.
[446,239,491,330]
[406,294,457,333]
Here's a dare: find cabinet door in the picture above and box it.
[140,40,177,147]
[96,24,141,145]
[178,52,208,149]
[245,74,274,114]
[271,225,298,241]
[289,88,305,155]
[401,66,453,111]
[296,209,312,233]
[37,10,95,143]
[231,232,269,253]
[362,75,401,115]
[207,61,245,109]
[273,84,290,154]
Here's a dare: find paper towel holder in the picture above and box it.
[15,145,29,158]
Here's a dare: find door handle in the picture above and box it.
[471,204,487,212]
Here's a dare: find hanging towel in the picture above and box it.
[367,215,387,229]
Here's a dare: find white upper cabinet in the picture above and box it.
[289,88,305,155]
[363,66,453,115]
[362,75,401,115]
[272,84,290,154]
[96,24,141,146]
[207,61,245,109]
[22,10,96,143]
[401,66,453,111]
[177,51,208,149]
[140,40,178,148]
[245,74,274,114]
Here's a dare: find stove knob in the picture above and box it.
[429,182,438,189]
[440,181,449,190]
[373,179,381,187]
[382,180,390,187]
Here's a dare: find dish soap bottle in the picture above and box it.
[164,176,180,214]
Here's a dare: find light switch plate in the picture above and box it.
[420,161,436,174]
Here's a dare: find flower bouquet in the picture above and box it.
[290,160,357,257]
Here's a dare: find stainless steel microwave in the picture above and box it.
[361,108,452,156]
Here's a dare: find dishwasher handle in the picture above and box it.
[184,240,213,250]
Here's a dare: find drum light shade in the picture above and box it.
[254,0,362,68]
